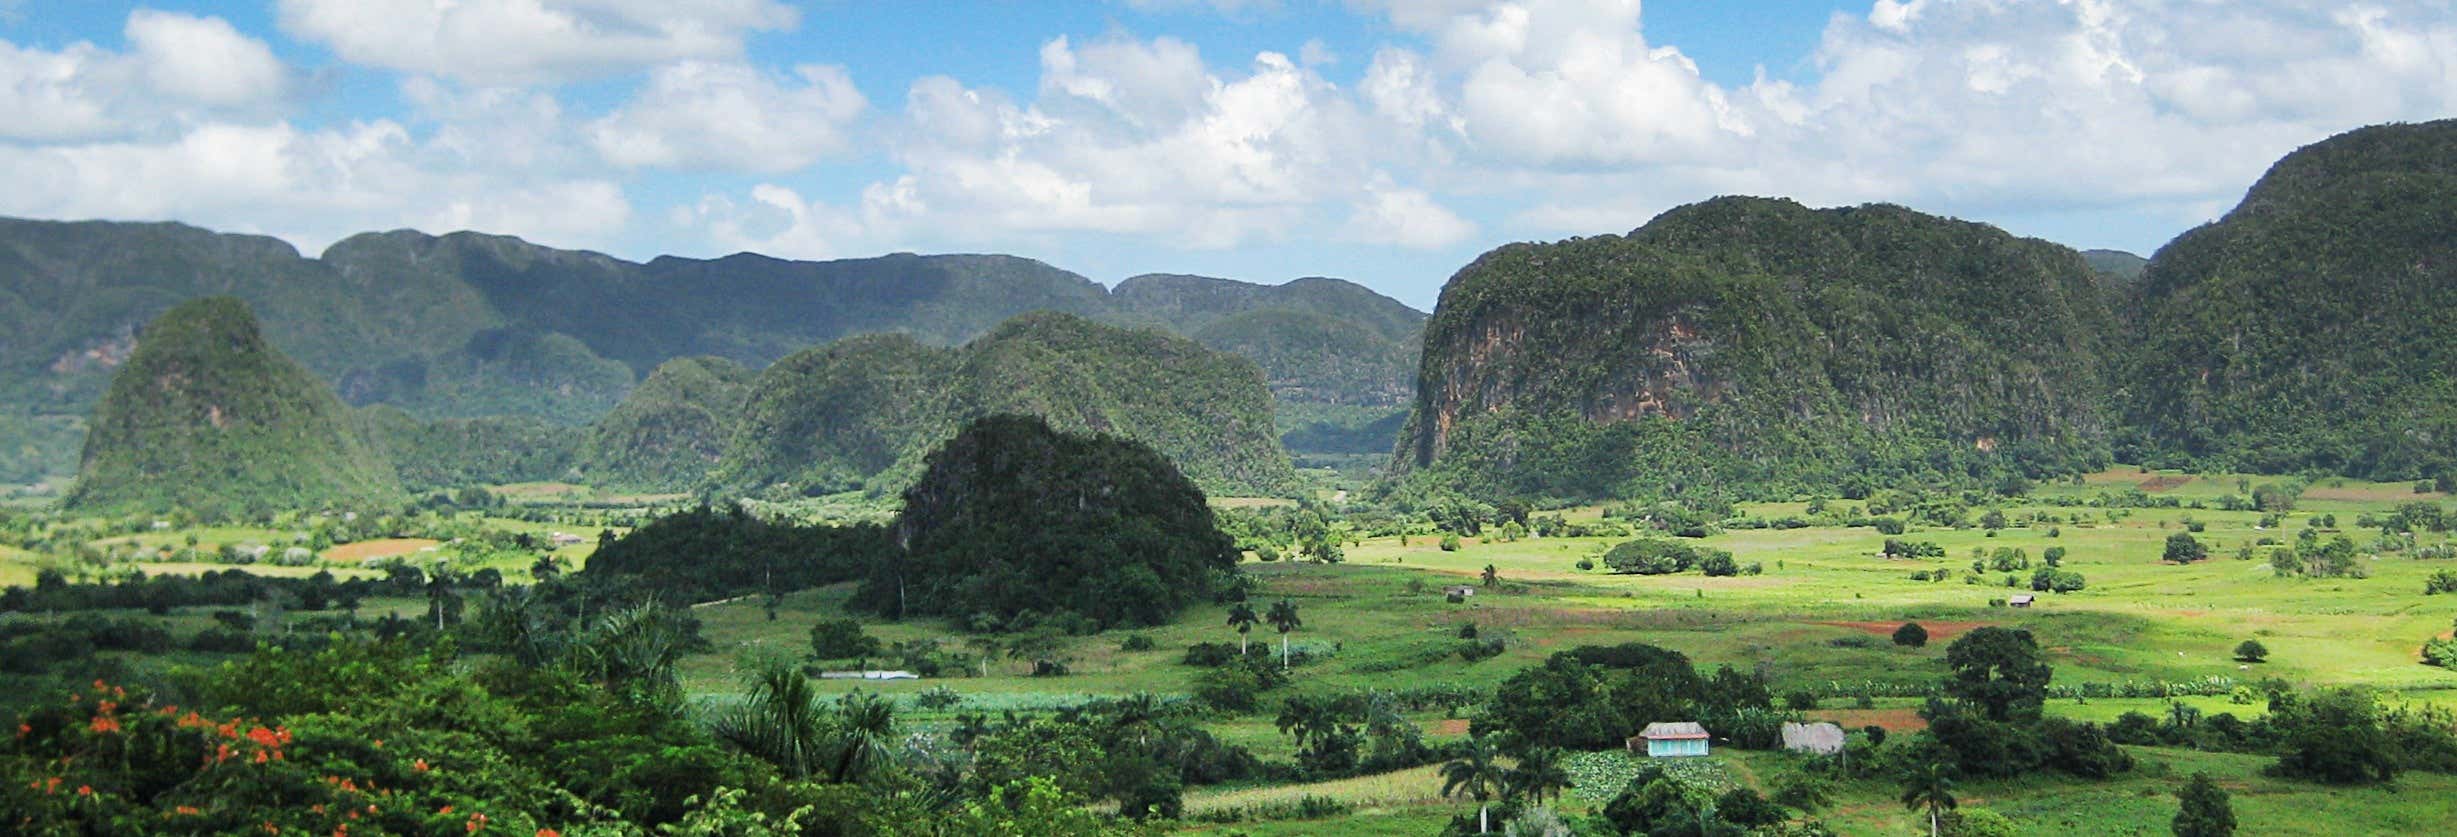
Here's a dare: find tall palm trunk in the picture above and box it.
[1478,803,1489,834]
[1280,631,1290,669]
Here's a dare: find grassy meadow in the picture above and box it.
[7,466,2457,833]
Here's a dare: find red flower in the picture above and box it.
[75,785,92,797]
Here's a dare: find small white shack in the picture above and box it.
[1632,722,1711,758]
[1780,722,1846,755]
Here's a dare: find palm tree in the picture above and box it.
[827,691,899,784]
[709,661,832,778]
[1506,746,1571,806]
[1900,761,1958,837]
[1265,599,1301,670]
[1481,563,1499,588]
[1440,734,1506,834]
[1226,602,1259,656]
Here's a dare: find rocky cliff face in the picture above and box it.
[1399,197,2118,500]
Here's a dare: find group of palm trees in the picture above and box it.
[1439,734,1572,834]
[1224,598,1303,667]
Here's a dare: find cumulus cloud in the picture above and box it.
[0,119,631,252]
[0,10,288,142]
[589,61,866,172]
[1340,178,1476,248]
[777,33,1401,251]
[126,10,288,108]
[275,0,797,85]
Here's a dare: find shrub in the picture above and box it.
[1438,534,1461,552]
[1118,633,1157,652]
[1893,622,1929,648]
[2233,640,2268,664]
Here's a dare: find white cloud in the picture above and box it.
[784,34,1401,252]
[1340,178,1475,248]
[589,61,866,172]
[125,10,287,108]
[1334,0,2457,242]
[275,0,797,85]
[0,11,288,142]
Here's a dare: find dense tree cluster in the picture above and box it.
[1472,642,1791,752]
[582,503,890,606]
[856,415,1241,631]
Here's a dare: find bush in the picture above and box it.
[1438,534,1461,552]
[2233,640,2268,664]
[1118,633,1157,652]
[809,617,883,660]
[1182,642,1242,667]
[1893,622,1930,648]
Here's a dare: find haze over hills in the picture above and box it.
[0,221,1423,482]
[1397,195,2120,501]
[720,312,1296,498]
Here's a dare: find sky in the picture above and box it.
[0,1,2451,308]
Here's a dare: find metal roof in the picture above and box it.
[1638,721,1709,739]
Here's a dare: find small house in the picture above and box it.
[1631,722,1711,758]
[1442,585,1476,598]
[1780,722,1846,755]
[2009,594,2035,608]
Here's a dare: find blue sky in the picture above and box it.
[1,1,2450,308]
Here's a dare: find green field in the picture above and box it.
[8,467,2457,834]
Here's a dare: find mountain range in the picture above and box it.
[0,223,1423,483]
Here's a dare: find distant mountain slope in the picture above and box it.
[0,219,1419,479]
[67,298,402,515]
[1398,196,2117,500]
[578,356,755,491]
[721,312,1295,497]
[2122,119,2457,479]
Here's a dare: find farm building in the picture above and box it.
[2009,594,2035,608]
[1781,722,1846,755]
[1631,722,1711,758]
[1442,585,1477,598]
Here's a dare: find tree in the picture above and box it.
[2269,687,2397,785]
[1900,761,1959,837]
[1481,564,1499,587]
[709,661,833,778]
[826,691,899,784]
[2172,772,2235,837]
[1944,627,2053,722]
[2164,532,2208,564]
[1440,734,1506,834]
[1894,622,1930,648]
[1266,599,1302,670]
[1226,602,1259,656]
[1504,747,1571,806]
[810,617,883,661]
[2233,639,2268,664]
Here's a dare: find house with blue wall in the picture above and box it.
[1632,722,1711,758]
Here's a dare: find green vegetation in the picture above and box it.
[722,313,1296,497]
[66,298,403,516]
[358,406,582,490]
[1398,196,2117,502]
[856,415,1239,630]
[2125,119,2457,481]
[579,356,754,490]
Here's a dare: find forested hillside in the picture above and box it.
[722,312,1295,497]
[0,221,1418,480]
[1398,196,2119,501]
[66,298,403,515]
[578,356,757,491]
[2122,119,2457,481]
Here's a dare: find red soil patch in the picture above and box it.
[1812,707,1928,732]
[324,538,440,562]
[2138,475,2192,492]
[1431,719,1472,736]
[1815,620,1992,641]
